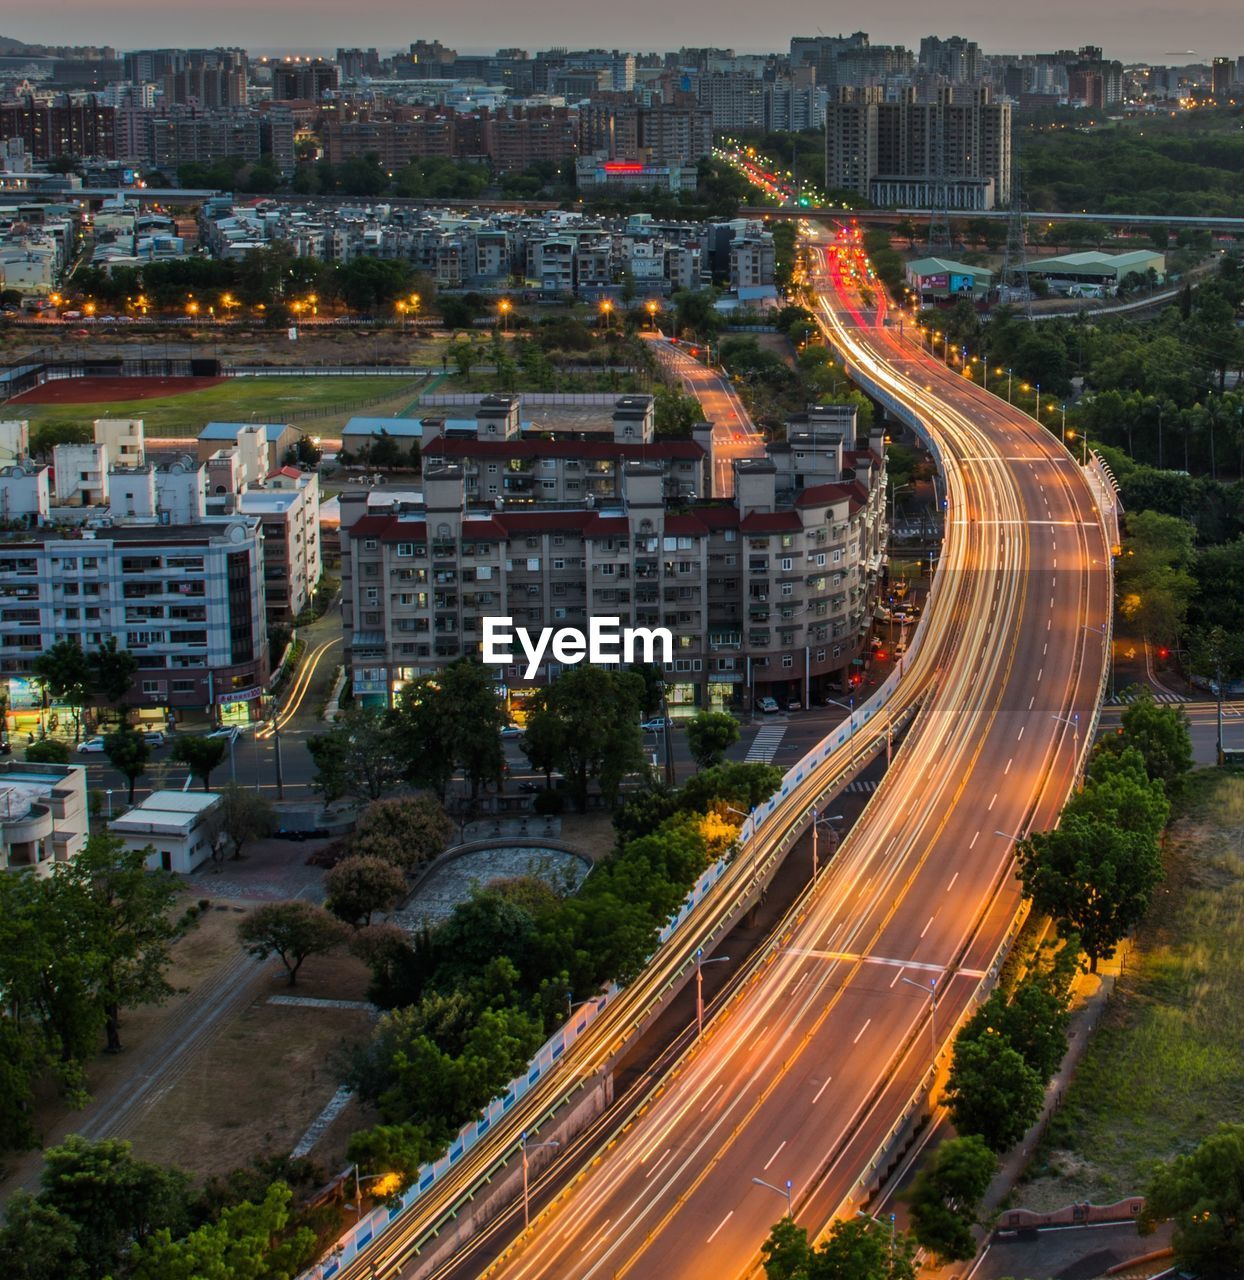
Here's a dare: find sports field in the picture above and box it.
[9,374,427,436]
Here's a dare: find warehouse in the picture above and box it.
[1027,250,1166,297]
[905,257,993,301]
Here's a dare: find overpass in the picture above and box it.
[745,205,1244,231]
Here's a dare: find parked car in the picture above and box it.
[499,723,523,738]
[755,696,780,714]
[787,698,803,712]
[142,729,167,746]
[77,736,107,753]
[640,716,672,732]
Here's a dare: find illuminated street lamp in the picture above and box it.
[599,297,614,330]
[498,298,512,332]
[752,1175,793,1217]
[645,299,659,330]
[899,974,939,1059]
[694,947,730,1039]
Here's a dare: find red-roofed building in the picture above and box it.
[340,408,888,712]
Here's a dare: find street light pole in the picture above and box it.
[1051,712,1082,787]
[810,809,844,881]
[752,1176,794,1217]
[694,947,730,1039]
[899,974,939,1058]
[519,1132,560,1229]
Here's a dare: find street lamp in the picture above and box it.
[1034,382,1042,425]
[519,1132,560,1228]
[752,1176,794,1217]
[1006,368,1014,403]
[599,298,614,330]
[810,809,843,881]
[345,1167,401,1221]
[1051,711,1082,786]
[825,696,857,733]
[645,299,659,330]
[498,298,512,332]
[694,947,730,1039]
[899,974,939,1059]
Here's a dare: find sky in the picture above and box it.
[6,0,1242,66]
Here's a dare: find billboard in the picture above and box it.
[950,273,975,293]
[920,274,948,289]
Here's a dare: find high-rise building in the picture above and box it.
[0,95,115,161]
[919,35,981,83]
[826,85,1011,210]
[1212,57,1233,102]
[271,58,338,101]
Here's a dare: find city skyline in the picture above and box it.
[2,6,1240,66]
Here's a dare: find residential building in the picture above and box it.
[0,760,89,876]
[0,94,116,161]
[111,789,222,874]
[52,442,109,507]
[0,420,29,463]
[236,467,323,623]
[0,462,48,524]
[340,403,886,713]
[0,519,269,723]
[93,418,144,469]
[272,58,339,100]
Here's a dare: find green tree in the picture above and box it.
[325,855,408,927]
[237,901,350,985]
[25,738,71,764]
[307,705,402,803]
[352,796,453,873]
[1111,688,1193,790]
[685,711,740,769]
[761,1214,916,1280]
[346,1121,439,1189]
[88,638,138,709]
[32,638,92,742]
[103,725,149,805]
[38,1136,191,1280]
[523,667,646,810]
[943,1031,1045,1153]
[1016,814,1163,972]
[129,1181,315,1280]
[0,1190,86,1280]
[54,833,184,1054]
[214,783,275,859]
[1070,746,1170,838]
[904,1135,997,1261]
[1140,1123,1244,1278]
[171,734,228,791]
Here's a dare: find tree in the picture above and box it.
[103,725,149,805]
[88,638,138,710]
[761,1214,916,1280]
[215,783,275,860]
[685,711,740,769]
[237,901,350,985]
[32,638,92,742]
[307,705,402,804]
[171,734,227,791]
[958,969,1071,1084]
[523,667,646,810]
[352,796,453,873]
[26,738,71,764]
[37,1136,191,1280]
[943,1030,1045,1153]
[325,855,408,927]
[1070,746,1170,838]
[1097,687,1193,792]
[0,1191,86,1280]
[128,1181,315,1280]
[53,833,184,1054]
[904,1135,997,1262]
[1140,1123,1244,1278]
[346,1121,440,1190]
[1016,813,1164,972]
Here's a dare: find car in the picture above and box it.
[894,641,908,656]
[640,717,671,732]
[787,699,803,713]
[77,736,107,753]
[755,696,780,714]
[142,729,167,746]
[499,723,523,738]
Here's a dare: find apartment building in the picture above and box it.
[340,404,886,714]
[826,84,1011,210]
[236,468,323,624]
[0,519,269,723]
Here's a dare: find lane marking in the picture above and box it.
[947,871,959,891]
[645,1149,672,1180]
[970,830,979,849]
[1005,758,1013,775]
[988,793,997,810]
[853,1019,872,1044]
[580,1219,612,1253]
[1018,725,1025,740]
[920,916,934,938]
[812,1076,834,1104]
[764,1140,787,1171]
[700,1083,724,1113]
[707,1211,734,1244]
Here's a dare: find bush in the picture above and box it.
[532,788,565,815]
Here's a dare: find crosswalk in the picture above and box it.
[745,724,787,762]
[1106,690,1185,706]
[843,778,879,794]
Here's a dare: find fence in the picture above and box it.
[418,391,626,409]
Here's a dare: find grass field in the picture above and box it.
[19,375,427,437]
[1019,770,1244,1209]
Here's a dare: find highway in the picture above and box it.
[645,333,764,497]
[463,230,1112,1280]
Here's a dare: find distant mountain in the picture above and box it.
[0,35,115,58]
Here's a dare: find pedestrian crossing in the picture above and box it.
[1106,690,1185,706]
[843,778,879,794]
[745,724,787,762]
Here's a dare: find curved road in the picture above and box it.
[468,232,1112,1280]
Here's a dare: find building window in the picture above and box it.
[782,654,793,668]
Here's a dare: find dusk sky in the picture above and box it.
[5,1,1240,64]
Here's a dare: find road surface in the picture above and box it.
[645,333,764,497]
[464,231,1111,1280]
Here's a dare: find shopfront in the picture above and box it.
[217,685,263,727]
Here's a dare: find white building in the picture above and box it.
[0,419,29,463]
[111,789,222,874]
[0,760,89,876]
[93,418,145,469]
[52,442,109,507]
[237,467,323,622]
[0,461,50,524]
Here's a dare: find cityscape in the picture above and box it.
[0,14,1242,1280]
